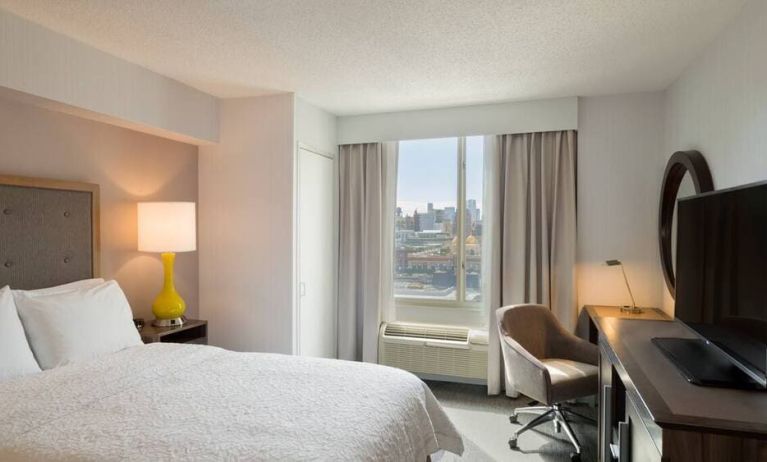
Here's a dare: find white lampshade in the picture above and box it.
[137,202,197,252]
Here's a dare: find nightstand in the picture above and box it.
[140,319,208,345]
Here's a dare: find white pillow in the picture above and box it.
[13,278,105,297]
[14,280,143,370]
[0,286,42,381]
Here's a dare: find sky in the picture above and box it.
[396,136,484,216]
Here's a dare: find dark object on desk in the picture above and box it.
[140,319,207,345]
[133,318,145,331]
[671,181,767,390]
[653,337,764,390]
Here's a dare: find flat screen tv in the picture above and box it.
[653,181,767,390]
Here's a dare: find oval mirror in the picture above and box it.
[670,173,696,276]
[659,151,714,298]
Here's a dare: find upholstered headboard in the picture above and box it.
[0,175,100,290]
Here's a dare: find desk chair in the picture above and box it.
[497,304,598,461]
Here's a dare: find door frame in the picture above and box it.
[293,142,338,357]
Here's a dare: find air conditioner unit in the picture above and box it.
[378,322,488,384]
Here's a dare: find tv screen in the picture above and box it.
[676,181,767,383]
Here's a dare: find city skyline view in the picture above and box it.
[394,137,484,303]
[396,136,484,216]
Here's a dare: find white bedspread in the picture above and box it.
[0,343,463,461]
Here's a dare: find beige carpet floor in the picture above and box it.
[427,381,597,462]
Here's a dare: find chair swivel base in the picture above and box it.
[508,403,594,462]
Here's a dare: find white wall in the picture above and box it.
[199,94,295,353]
[577,93,665,311]
[0,95,199,320]
[662,0,767,313]
[295,98,338,156]
[0,8,218,145]
[337,97,577,144]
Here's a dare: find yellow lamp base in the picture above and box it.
[152,252,186,326]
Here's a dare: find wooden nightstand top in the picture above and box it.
[140,319,208,345]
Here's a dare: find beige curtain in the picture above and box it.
[484,130,577,396]
[337,142,398,363]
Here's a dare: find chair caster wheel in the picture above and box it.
[508,437,518,449]
[554,420,562,433]
[570,452,581,462]
[509,414,518,424]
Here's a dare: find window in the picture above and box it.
[394,136,484,307]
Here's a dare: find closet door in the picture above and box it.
[296,146,336,358]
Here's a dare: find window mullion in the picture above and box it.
[457,137,466,304]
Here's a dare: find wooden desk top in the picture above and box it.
[596,315,767,438]
[578,305,671,342]
[584,305,671,322]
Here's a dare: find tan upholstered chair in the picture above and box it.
[497,304,598,461]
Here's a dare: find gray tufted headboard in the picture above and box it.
[0,175,100,290]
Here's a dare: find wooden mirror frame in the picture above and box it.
[658,151,713,298]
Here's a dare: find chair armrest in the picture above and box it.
[499,334,551,404]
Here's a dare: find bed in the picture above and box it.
[0,175,463,461]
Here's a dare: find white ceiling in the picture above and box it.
[0,0,745,115]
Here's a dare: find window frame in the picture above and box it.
[394,136,482,310]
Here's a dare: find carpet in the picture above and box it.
[427,381,597,462]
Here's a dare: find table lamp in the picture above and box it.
[605,259,642,314]
[138,202,196,327]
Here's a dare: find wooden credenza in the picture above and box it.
[584,306,767,462]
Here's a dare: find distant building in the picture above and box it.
[451,233,482,257]
[397,203,480,240]
[432,269,455,289]
[465,234,480,255]
[420,211,436,231]
[396,248,409,271]
[467,199,476,222]
[404,254,453,272]
[444,206,456,222]
[440,219,453,234]
[467,199,480,225]
[464,211,473,237]
[395,229,416,244]
[435,209,444,223]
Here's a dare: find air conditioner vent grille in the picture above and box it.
[383,322,469,342]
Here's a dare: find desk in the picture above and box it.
[580,305,670,344]
[583,306,767,462]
